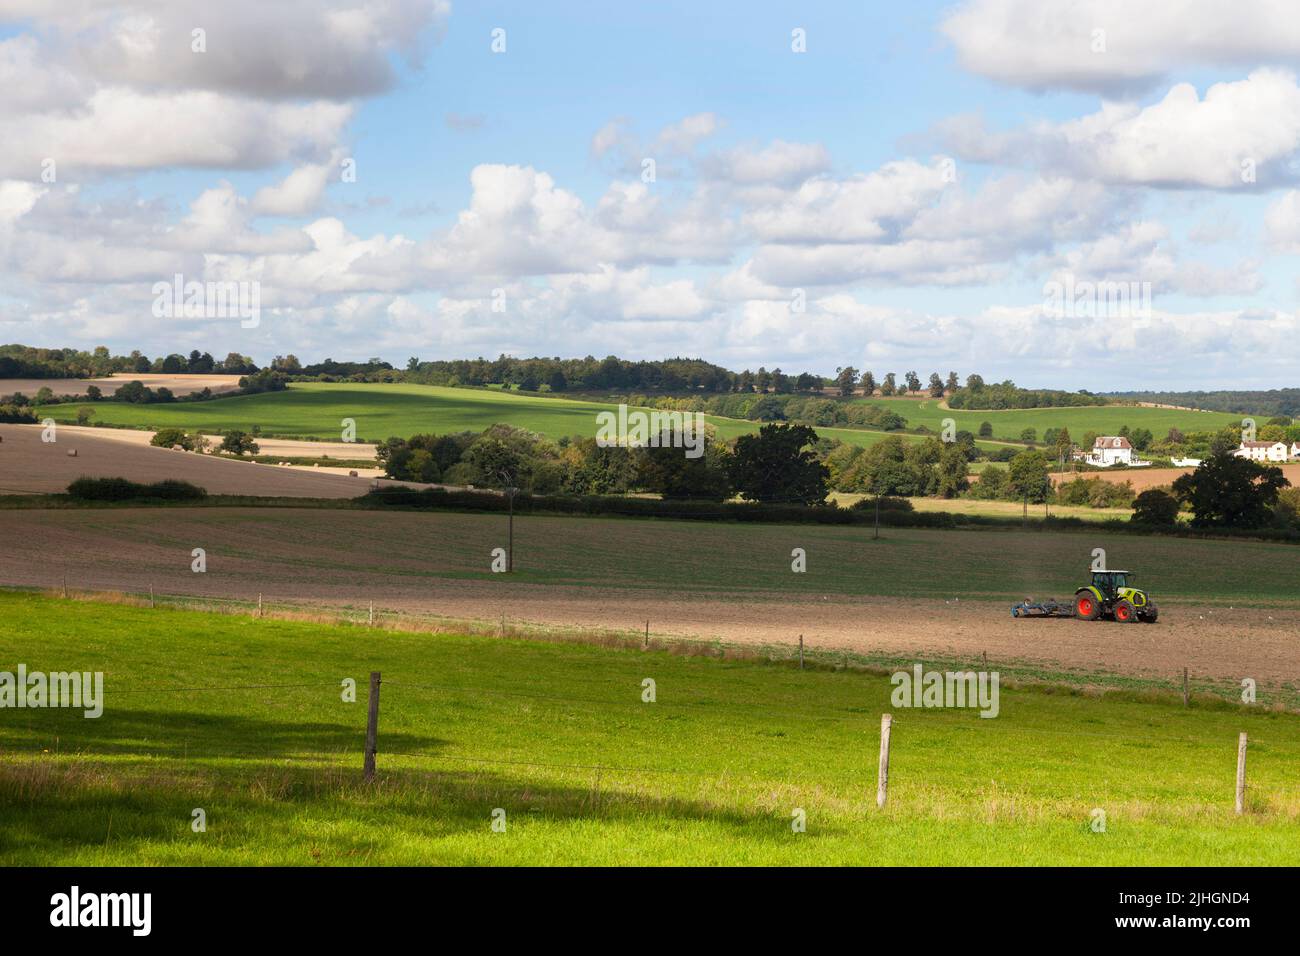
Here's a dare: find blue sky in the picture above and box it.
[2,0,1300,389]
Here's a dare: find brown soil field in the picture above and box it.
[1,374,242,397]
[3,506,1297,689]
[1052,463,1300,491]
[0,424,392,497]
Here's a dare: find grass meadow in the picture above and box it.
[851,396,1244,442]
[1,592,1297,865]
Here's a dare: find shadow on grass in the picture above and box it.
[0,754,842,864]
[1,706,444,760]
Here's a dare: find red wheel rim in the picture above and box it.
[1117,605,1130,621]
[1078,598,1093,615]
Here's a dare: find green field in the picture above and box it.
[2,592,1296,865]
[37,383,998,452]
[852,397,1244,442]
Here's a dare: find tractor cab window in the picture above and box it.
[1093,571,1129,593]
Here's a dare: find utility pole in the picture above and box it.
[506,485,519,572]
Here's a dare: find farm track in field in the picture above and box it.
[5,506,1300,687]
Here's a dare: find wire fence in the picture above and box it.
[5,579,1299,812]
[9,579,1297,713]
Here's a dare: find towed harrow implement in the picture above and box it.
[1010,599,1075,618]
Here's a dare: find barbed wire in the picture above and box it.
[384,678,888,725]
[380,749,717,779]
[381,678,1300,750]
[28,669,1292,751]
[109,681,341,693]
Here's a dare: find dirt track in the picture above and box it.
[2,506,1297,688]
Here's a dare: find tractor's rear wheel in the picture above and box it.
[1075,593,1101,620]
[1114,600,1139,623]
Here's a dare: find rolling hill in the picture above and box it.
[36,382,997,451]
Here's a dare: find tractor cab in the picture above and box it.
[1090,570,1132,599]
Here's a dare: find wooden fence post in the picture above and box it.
[150,584,155,609]
[644,620,649,650]
[877,713,893,809]
[369,601,374,626]
[364,671,381,782]
[257,593,263,618]
[62,573,67,599]
[1182,667,1189,707]
[799,634,804,670]
[1235,732,1247,815]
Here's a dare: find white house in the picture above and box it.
[1234,440,1289,462]
[1080,436,1142,467]
[1292,442,1300,460]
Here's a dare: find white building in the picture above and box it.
[1170,457,1202,468]
[1079,436,1149,467]
[1235,440,1289,462]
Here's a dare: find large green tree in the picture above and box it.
[1130,489,1180,526]
[728,423,829,505]
[637,432,732,501]
[1172,453,1289,528]
[935,443,970,498]
[1007,449,1052,503]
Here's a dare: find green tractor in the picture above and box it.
[1075,570,1157,623]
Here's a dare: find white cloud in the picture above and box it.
[0,180,43,227]
[942,0,1300,93]
[251,153,344,218]
[735,171,1125,290]
[1265,189,1300,251]
[0,0,448,179]
[744,160,948,243]
[0,86,353,181]
[939,70,1300,190]
[1043,221,1263,297]
[702,140,831,186]
[2,0,450,100]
